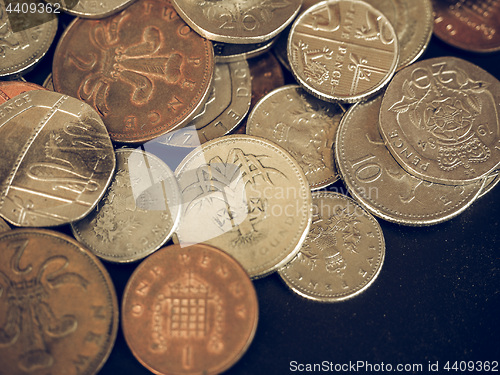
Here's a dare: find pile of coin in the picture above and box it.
[0,0,498,374]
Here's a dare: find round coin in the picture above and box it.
[71,148,181,263]
[336,94,484,226]
[174,134,312,279]
[0,81,46,103]
[478,170,500,199]
[44,0,137,19]
[0,228,118,375]
[52,0,214,143]
[246,84,344,190]
[122,243,258,375]
[0,1,58,77]
[288,0,399,103]
[0,90,115,227]
[170,0,302,45]
[213,38,277,63]
[379,57,500,185]
[432,0,500,53]
[279,191,385,302]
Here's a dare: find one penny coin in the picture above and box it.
[122,243,258,375]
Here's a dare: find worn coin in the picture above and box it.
[247,85,344,190]
[214,38,277,63]
[0,228,118,375]
[0,81,46,103]
[52,0,214,143]
[336,94,484,226]
[122,243,258,375]
[279,191,385,302]
[379,57,500,185]
[71,148,181,263]
[44,0,137,19]
[0,90,115,227]
[170,0,302,44]
[0,0,58,77]
[174,134,312,279]
[288,0,399,103]
[432,0,500,53]
[156,60,251,147]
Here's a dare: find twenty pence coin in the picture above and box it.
[336,94,484,226]
[43,0,137,19]
[0,229,118,375]
[52,0,214,143]
[174,135,312,279]
[71,148,181,263]
[279,191,385,302]
[288,0,399,103]
[122,243,258,375]
[379,57,500,185]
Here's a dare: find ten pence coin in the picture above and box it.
[52,0,214,143]
[43,0,137,19]
[379,57,500,185]
[279,191,385,302]
[174,135,312,279]
[0,229,118,375]
[288,0,399,103]
[122,243,258,375]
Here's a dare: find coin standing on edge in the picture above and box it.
[246,84,344,190]
[0,229,118,375]
[52,0,214,143]
[279,191,385,302]
[336,94,484,226]
[72,148,181,263]
[0,90,115,227]
[379,57,500,185]
[174,134,312,279]
[288,0,399,103]
[44,0,137,19]
[122,243,258,375]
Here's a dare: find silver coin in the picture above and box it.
[214,38,277,63]
[43,72,54,91]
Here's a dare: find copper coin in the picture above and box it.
[0,228,118,375]
[122,243,258,375]
[432,0,500,53]
[52,0,214,143]
[0,81,46,103]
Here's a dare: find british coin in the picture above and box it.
[0,229,118,375]
[0,81,46,103]
[279,191,385,302]
[170,0,302,44]
[0,90,115,227]
[379,57,500,185]
[0,217,9,231]
[156,60,251,147]
[336,94,484,226]
[288,0,399,103]
[71,148,181,263]
[432,0,500,53]
[122,243,258,375]
[0,0,58,77]
[478,170,500,199]
[52,0,214,143]
[43,0,137,19]
[363,0,433,69]
[214,38,277,63]
[246,85,344,190]
[174,135,312,279]
[43,73,54,91]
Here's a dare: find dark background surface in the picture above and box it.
[13,6,500,375]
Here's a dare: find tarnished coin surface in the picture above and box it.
[170,0,302,44]
[246,85,344,190]
[288,0,399,103]
[432,0,500,53]
[213,38,277,63]
[279,191,385,302]
[52,0,214,143]
[174,135,312,279]
[0,0,58,77]
[0,90,115,227]
[0,81,46,103]
[364,0,433,69]
[44,0,137,19]
[122,243,258,375]
[379,57,500,185]
[72,148,181,263]
[336,94,484,226]
[0,229,118,375]
[156,61,251,147]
